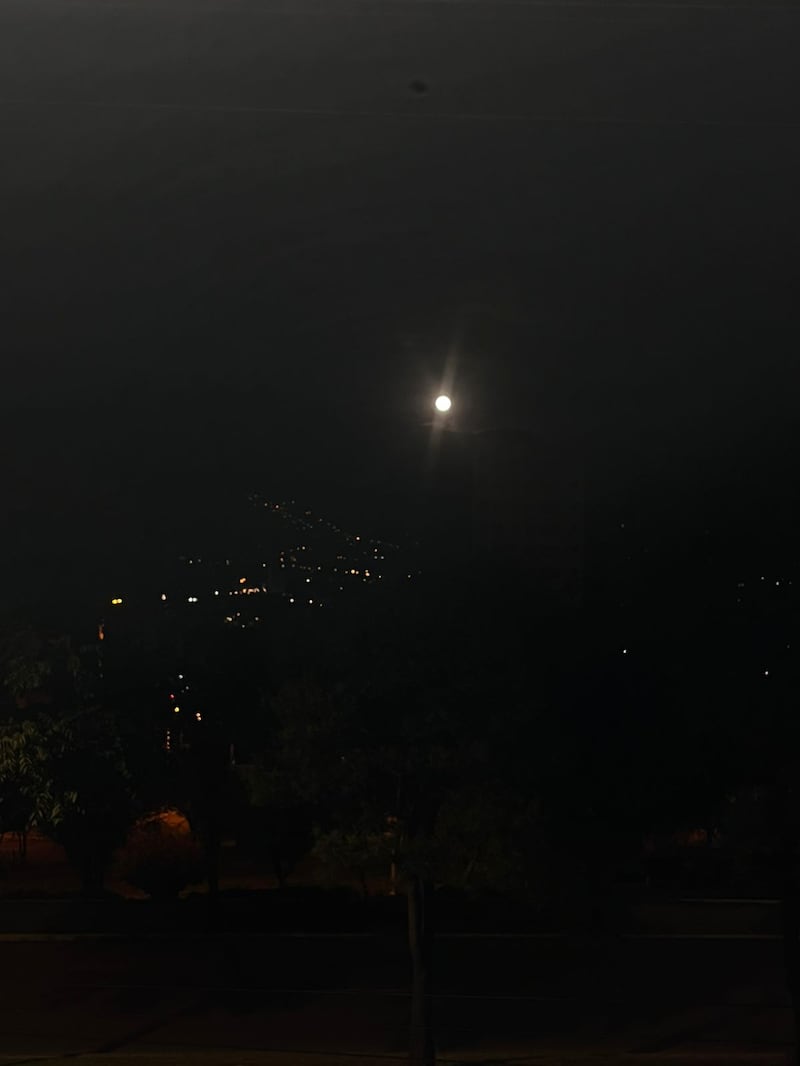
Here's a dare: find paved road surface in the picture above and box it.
[0,1055,786,1066]
[0,934,793,1061]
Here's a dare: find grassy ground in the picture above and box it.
[0,1050,784,1065]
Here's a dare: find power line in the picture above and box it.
[45,981,796,1007]
[1,97,799,129]
[29,0,800,12]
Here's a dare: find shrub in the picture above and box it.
[117,811,204,901]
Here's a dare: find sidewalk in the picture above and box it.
[1,1051,785,1066]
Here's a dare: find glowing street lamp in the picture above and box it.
[434,394,452,413]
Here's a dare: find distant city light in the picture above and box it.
[195,712,202,721]
[111,597,123,606]
[187,596,198,603]
[174,706,181,713]
[622,648,628,655]
[239,577,247,584]
[435,394,452,413]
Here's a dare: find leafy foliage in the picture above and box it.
[0,721,41,841]
[20,712,133,892]
[0,625,88,711]
[117,812,205,900]
[236,761,313,888]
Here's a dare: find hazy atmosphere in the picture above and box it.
[3,3,800,1065]
[4,0,800,606]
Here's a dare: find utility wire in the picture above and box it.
[1,97,799,129]
[27,1,800,12]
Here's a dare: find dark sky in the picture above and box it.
[2,0,800,609]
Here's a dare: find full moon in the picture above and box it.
[434,394,452,413]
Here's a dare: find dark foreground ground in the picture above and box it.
[0,929,793,1064]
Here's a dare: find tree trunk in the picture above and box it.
[271,846,287,890]
[206,846,219,898]
[204,830,221,930]
[782,852,800,1066]
[407,873,435,1066]
[81,852,105,898]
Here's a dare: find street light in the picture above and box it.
[434,394,452,413]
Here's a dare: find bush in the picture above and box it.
[117,811,204,901]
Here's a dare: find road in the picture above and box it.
[0,932,793,1062]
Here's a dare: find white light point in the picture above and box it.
[434,394,452,413]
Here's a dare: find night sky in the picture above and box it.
[3,0,800,611]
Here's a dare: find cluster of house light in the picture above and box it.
[109,500,403,622]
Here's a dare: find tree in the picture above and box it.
[0,620,146,889]
[0,624,86,716]
[711,687,800,1066]
[587,574,800,1064]
[237,761,313,889]
[0,721,40,858]
[31,711,135,895]
[173,723,247,920]
[118,812,205,901]
[268,574,540,1066]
